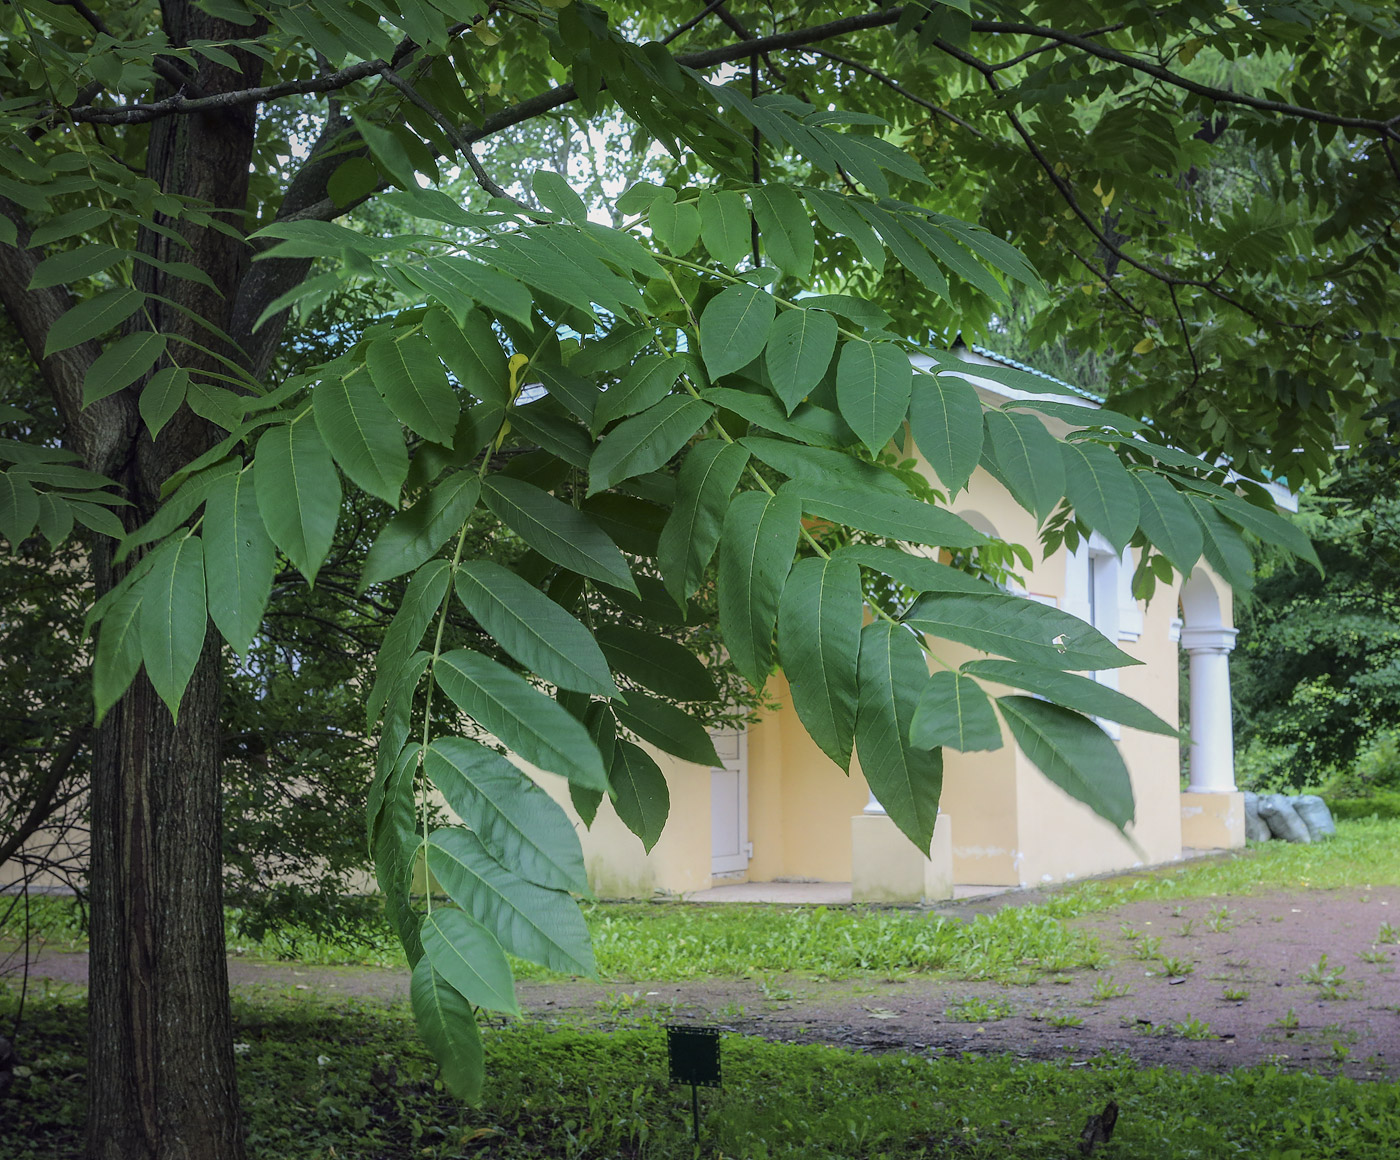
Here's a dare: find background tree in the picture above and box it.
[0,2,1388,1157]
[1232,457,1400,789]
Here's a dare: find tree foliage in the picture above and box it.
[0,0,1386,1133]
[1234,458,1400,782]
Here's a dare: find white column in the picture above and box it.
[864,789,885,815]
[1180,625,1238,793]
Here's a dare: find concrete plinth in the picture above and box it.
[851,812,954,903]
[1180,791,1246,850]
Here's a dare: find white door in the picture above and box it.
[709,729,749,874]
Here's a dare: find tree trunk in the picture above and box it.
[87,633,243,1160]
[81,5,264,1156]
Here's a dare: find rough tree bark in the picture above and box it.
[0,3,265,1155]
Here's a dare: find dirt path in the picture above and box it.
[12,887,1400,1080]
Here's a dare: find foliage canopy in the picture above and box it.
[0,0,1389,1119]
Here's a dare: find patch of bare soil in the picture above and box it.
[15,888,1400,1080]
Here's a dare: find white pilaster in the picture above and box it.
[1180,624,1238,793]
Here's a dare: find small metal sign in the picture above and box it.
[667,1024,721,1144]
[667,1024,721,1088]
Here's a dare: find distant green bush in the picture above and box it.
[1329,792,1400,821]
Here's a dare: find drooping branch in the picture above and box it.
[810,48,983,137]
[0,726,90,869]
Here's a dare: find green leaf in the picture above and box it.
[764,308,838,414]
[592,354,682,434]
[138,534,208,721]
[367,333,459,446]
[570,325,653,379]
[1209,490,1322,575]
[203,469,275,657]
[533,170,588,221]
[982,409,1066,522]
[649,190,700,254]
[1062,440,1139,553]
[741,436,908,495]
[454,560,617,697]
[369,459,480,569]
[483,475,637,594]
[700,388,843,449]
[0,471,39,549]
[352,113,419,188]
[254,417,341,585]
[717,489,801,686]
[836,340,913,454]
[777,556,861,770]
[909,671,1003,752]
[596,624,716,702]
[608,740,670,852]
[962,660,1178,737]
[425,736,589,894]
[698,283,775,381]
[855,621,943,851]
[903,592,1139,670]
[908,370,983,495]
[44,287,144,357]
[82,332,167,407]
[613,692,722,766]
[367,558,451,730]
[313,364,409,504]
[435,649,608,790]
[786,481,987,549]
[410,957,485,1103]
[834,544,1000,595]
[27,243,126,290]
[997,696,1134,829]
[426,826,596,976]
[658,440,750,605]
[93,582,143,723]
[571,782,604,828]
[28,206,114,249]
[425,308,509,407]
[139,367,189,439]
[35,492,73,548]
[1130,472,1202,576]
[1185,494,1255,592]
[751,185,814,277]
[420,906,519,1015]
[588,395,712,496]
[698,189,751,268]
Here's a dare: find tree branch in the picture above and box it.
[810,49,983,137]
[0,726,89,869]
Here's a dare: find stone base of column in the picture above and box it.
[1180,791,1246,850]
[851,812,954,903]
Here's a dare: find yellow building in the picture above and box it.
[535,349,1260,902]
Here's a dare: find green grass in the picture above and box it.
[10,818,1400,987]
[7,990,1400,1159]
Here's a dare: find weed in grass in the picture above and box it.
[1301,954,1344,986]
[1379,922,1400,945]
[1130,935,1163,960]
[757,976,796,1002]
[1176,918,1198,938]
[1357,949,1391,965]
[1158,956,1194,977]
[1085,977,1131,1004]
[1331,1042,1352,1065]
[1205,907,1235,933]
[945,996,1014,1022]
[1171,906,1186,918]
[1172,1016,1217,1040]
[1030,1009,1085,1028]
[1119,923,1141,940]
[1222,987,1250,1002]
[1274,1008,1301,1031]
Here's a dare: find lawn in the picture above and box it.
[6,819,1400,1158]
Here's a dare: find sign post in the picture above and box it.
[666,1024,721,1144]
